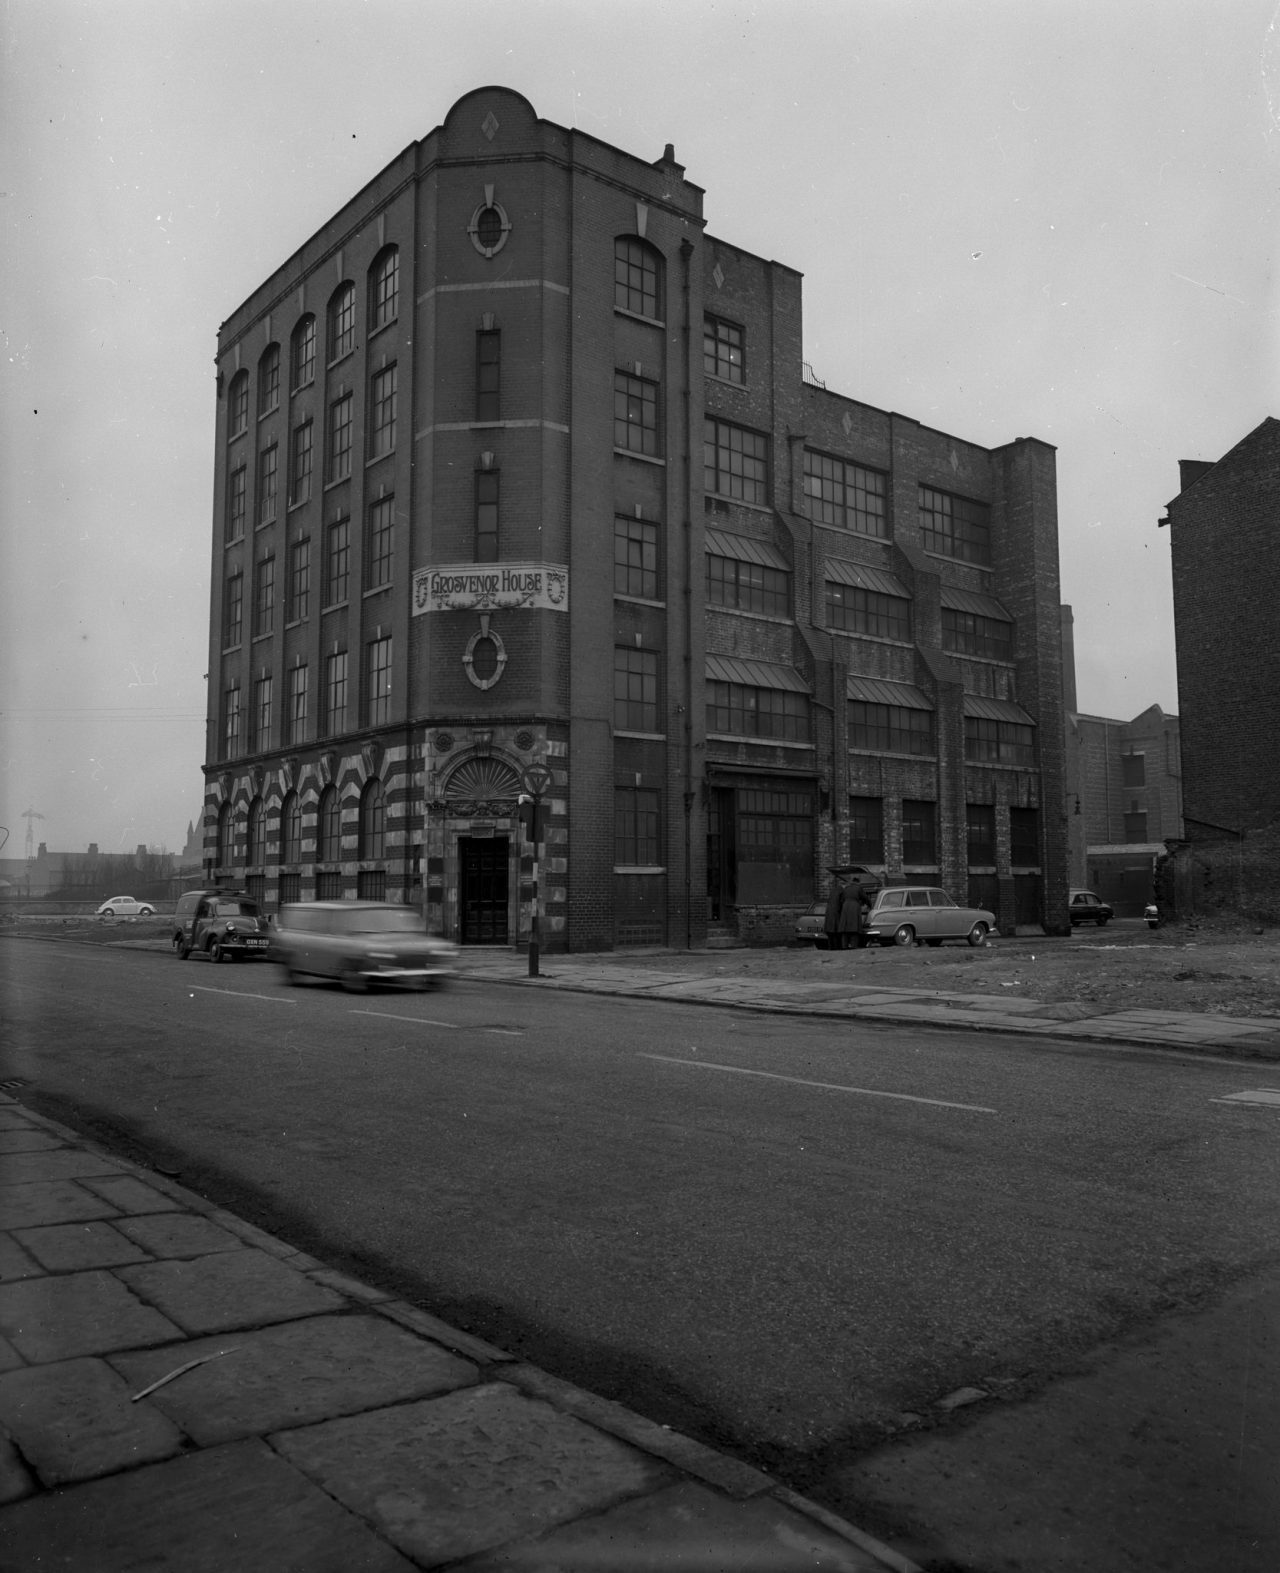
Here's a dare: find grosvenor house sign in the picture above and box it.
[412,562,569,615]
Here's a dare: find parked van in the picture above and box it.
[172,890,269,962]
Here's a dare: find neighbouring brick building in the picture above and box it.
[202,86,1070,950]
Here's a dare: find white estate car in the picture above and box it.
[862,885,996,948]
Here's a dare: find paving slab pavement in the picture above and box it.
[0,1094,916,1572]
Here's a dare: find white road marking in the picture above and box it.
[350,1011,458,1028]
[187,986,296,1005]
[639,1054,997,1113]
[1210,1088,1280,1107]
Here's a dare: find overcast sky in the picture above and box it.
[3,0,1277,857]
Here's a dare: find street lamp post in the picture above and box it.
[519,763,553,978]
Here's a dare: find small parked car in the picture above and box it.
[172,890,270,962]
[272,901,458,992]
[1069,889,1113,926]
[793,900,829,945]
[96,896,155,917]
[861,885,996,948]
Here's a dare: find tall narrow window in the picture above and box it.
[703,315,745,383]
[704,418,769,505]
[367,496,394,588]
[366,637,392,727]
[252,674,272,752]
[368,364,397,458]
[257,345,280,416]
[327,282,355,362]
[901,801,937,866]
[327,394,353,482]
[476,330,500,421]
[256,445,278,526]
[615,788,660,865]
[317,784,340,861]
[614,648,659,732]
[286,664,308,745]
[227,464,247,541]
[1010,807,1040,865]
[290,315,316,391]
[324,650,348,736]
[849,797,883,863]
[289,420,313,506]
[223,572,243,648]
[476,470,499,562]
[287,537,310,623]
[252,556,274,638]
[324,518,350,605]
[359,778,385,859]
[247,797,267,865]
[217,802,233,866]
[280,791,301,864]
[369,248,399,331]
[614,237,661,318]
[967,803,996,865]
[614,516,658,598]
[614,371,660,456]
[222,685,242,759]
[228,371,249,437]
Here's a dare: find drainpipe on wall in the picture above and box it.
[680,237,695,949]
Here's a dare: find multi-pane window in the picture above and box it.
[736,790,816,906]
[704,418,769,505]
[257,444,278,526]
[614,372,659,456]
[707,682,810,742]
[614,517,658,598]
[703,315,745,383]
[848,701,935,756]
[327,394,353,482]
[258,345,280,416]
[222,685,242,759]
[368,364,397,458]
[280,792,301,864]
[228,371,249,437]
[252,556,274,638]
[614,648,659,732]
[919,485,991,565]
[366,497,394,588]
[614,237,661,318]
[901,800,937,865]
[942,607,1012,660]
[227,464,247,541]
[247,798,267,865]
[315,870,343,900]
[476,330,500,421]
[359,778,385,859]
[287,537,310,623]
[369,248,398,331]
[223,572,243,648]
[615,788,660,865]
[289,420,313,506]
[324,518,350,605]
[317,785,340,861]
[476,471,499,562]
[825,584,911,640]
[216,802,233,867]
[967,803,996,864]
[324,650,348,736]
[1010,807,1039,864]
[707,555,789,616]
[804,452,888,537]
[279,871,301,904]
[849,796,884,863]
[252,675,272,752]
[366,637,392,726]
[286,664,308,745]
[327,282,355,362]
[290,315,316,391]
[964,716,1036,766]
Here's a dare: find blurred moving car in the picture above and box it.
[272,901,458,992]
[96,896,155,917]
[172,890,269,961]
[793,900,829,945]
[1069,889,1113,926]
[862,885,995,948]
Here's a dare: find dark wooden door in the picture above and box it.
[460,837,509,944]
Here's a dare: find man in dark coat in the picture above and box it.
[823,876,846,950]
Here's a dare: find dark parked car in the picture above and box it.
[1069,889,1113,926]
[271,901,458,992]
[173,890,270,962]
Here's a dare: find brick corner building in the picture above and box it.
[202,85,1070,950]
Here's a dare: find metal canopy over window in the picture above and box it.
[705,528,789,571]
[941,585,1012,620]
[824,558,909,598]
[963,695,1035,724]
[706,654,809,693]
[845,675,932,709]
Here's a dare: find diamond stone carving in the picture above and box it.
[481,112,499,141]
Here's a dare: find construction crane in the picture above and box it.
[22,807,44,864]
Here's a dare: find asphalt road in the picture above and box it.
[3,935,1279,1571]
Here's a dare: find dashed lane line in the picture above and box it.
[639,1053,998,1113]
[186,985,297,1005]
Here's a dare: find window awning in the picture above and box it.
[824,558,909,598]
[845,675,932,710]
[963,695,1035,724]
[941,585,1011,621]
[705,527,789,570]
[706,654,810,693]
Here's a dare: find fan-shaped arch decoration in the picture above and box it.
[442,755,522,815]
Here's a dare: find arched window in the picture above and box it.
[257,345,280,416]
[317,784,341,861]
[327,283,355,363]
[290,316,316,391]
[228,370,249,437]
[614,237,663,320]
[280,791,301,864]
[359,778,385,859]
[369,247,399,331]
[217,801,234,866]
[247,797,266,865]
